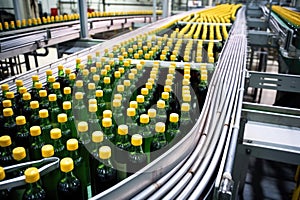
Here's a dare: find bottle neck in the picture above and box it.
[40,117,51,125]
[64,109,72,117]
[60,122,69,130]
[26,181,41,191]
[18,124,28,132]
[50,101,59,108]
[132,145,144,153]
[169,122,179,129]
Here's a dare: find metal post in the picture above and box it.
[12,0,22,20]
[296,0,300,9]
[78,0,89,38]
[162,0,171,18]
[153,0,157,22]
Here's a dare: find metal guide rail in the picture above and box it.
[0,15,154,60]
[0,5,247,200]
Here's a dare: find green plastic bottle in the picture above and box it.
[57,157,83,200]
[148,108,157,133]
[41,144,60,200]
[3,108,17,139]
[115,125,131,181]
[30,101,40,126]
[102,117,115,144]
[88,104,100,133]
[73,92,88,123]
[48,94,62,128]
[15,116,30,149]
[165,113,181,143]
[63,87,72,103]
[128,134,147,176]
[77,122,91,165]
[0,135,14,167]
[0,166,10,200]
[62,101,77,138]
[95,90,106,120]
[103,77,112,109]
[21,93,32,120]
[53,82,63,108]
[39,90,49,110]
[57,113,72,145]
[93,146,117,195]
[139,114,152,163]
[5,92,18,115]
[50,128,67,159]
[29,126,45,160]
[66,139,90,200]
[136,95,146,116]
[39,109,52,144]
[23,167,46,200]
[150,122,167,161]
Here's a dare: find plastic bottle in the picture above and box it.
[50,128,67,158]
[29,126,45,160]
[88,104,100,133]
[58,113,72,144]
[102,118,115,144]
[0,135,14,166]
[3,108,17,139]
[39,90,49,110]
[30,101,40,126]
[128,134,147,176]
[0,166,10,200]
[66,139,90,200]
[150,122,167,161]
[15,116,30,149]
[92,146,117,195]
[21,93,32,120]
[57,157,83,200]
[62,101,77,138]
[41,144,60,200]
[73,92,88,123]
[48,94,62,128]
[22,167,46,200]
[165,113,181,143]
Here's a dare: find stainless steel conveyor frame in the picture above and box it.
[0,6,249,200]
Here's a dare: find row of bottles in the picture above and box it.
[0,10,162,32]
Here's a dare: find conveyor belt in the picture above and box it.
[0,6,248,199]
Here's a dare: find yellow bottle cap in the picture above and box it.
[114,71,121,78]
[89,104,97,113]
[140,114,149,124]
[76,58,81,64]
[48,76,55,83]
[53,82,60,90]
[87,54,92,60]
[99,146,111,159]
[16,80,23,87]
[118,124,128,135]
[101,69,107,76]
[167,74,174,80]
[182,79,190,86]
[136,95,144,103]
[164,85,172,93]
[0,135,12,147]
[0,167,5,181]
[70,73,76,80]
[57,113,67,123]
[65,68,71,74]
[95,90,103,97]
[161,92,169,100]
[131,134,142,146]
[114,94,122,101]
[129,101,137,109]
[30,101,39,109]
[67,138,79,151]
[181,103,190,111]
[201,74,207,81]
[165,79,173,86]
[128,73,135,80]
[75,92,83,100]
[50,128,62,139]
[41,144,54,158]
[184,74,190,80]
[1,84,9,91]
[112,99,121,108]
[75,80,83,87]
[157,100,165,109]
[93,74,100,82]
[117,85,124,92]
[5,92,14,99]
[169,113,179,122]
[48,94,57,101]
[170,55,176,61]
[24,167,40,183]
[92,131,104,143]
[39,109,49,118]
[13,147,26,161]
[58,65,64,70]
[103,110,112,118]
[144,54,150,59]
[183,94,191,102]
[30,126,41,136]
[102,118,112,128]
[82,69,89,76]
[46,69,52,76]
[105,65,111,71]
[155,122,165,133]
[119,67,125,74]
[89,99,97,105]
[2,100,11,108]
[124,80,130,87]
[104,77,110,84]
[16,116,26,125]
[88,83,95,90]
[60,157,74,173]
[127,108,136,117]
[63,101,71,110]
[148,109,156,118]
[3,108,13,117]
[160,54,166,60]
[146,82,153,90]
[19,87,27,94]
[141,88,149,95]
[39,90,47,97]
[32,75,39,82]
[64,87,71,95]
[134,53,139,59]
[78,121,88,132]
